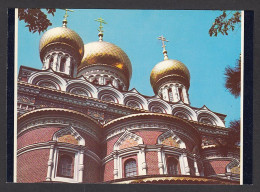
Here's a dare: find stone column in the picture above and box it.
[138,145,147,175]
[113,151,119,179]
[46,142,56,181]
[172,86,179,102]
[65,56,71,75]
[52,54,59,71]
[162,87,169,101]
[157,146,164,174]
[182,86,190,105]
[112,79,119,89]
[193,156,200,176]
[78,148,85,182]
[182,153,190,175]
[99,76,105,85]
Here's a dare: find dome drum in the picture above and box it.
[78,64,129,90]
[79,41,132,90]
[39,27,84,65]
[154,75,190,95]
[150,59,190,95]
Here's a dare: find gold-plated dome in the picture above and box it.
[150,59,190,91]
[79,41,132,79]
[39,27,84,62]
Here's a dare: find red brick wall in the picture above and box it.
[204,160,230,176]
[146,151,159,175]
[122,155,138,178]
[17,149,49,183]
[103,160,114,181]
[103,135,121,157]
[77,130,100,155]
[83,155,101,183]
[18,128,61,149]
[135,131,163,145]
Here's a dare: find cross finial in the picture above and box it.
[95,17,107,41]
[158,35,169,60]
[62,9,74,27]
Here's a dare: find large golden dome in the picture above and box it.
[150,59,190,92]
[39,27,84,62]
[79,41,132,79]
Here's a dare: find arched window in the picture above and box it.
[60,57,66,72]
[167,157,178,175]
[57,154,74,178]
[125,159,137,177]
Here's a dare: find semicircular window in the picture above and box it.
[126,100,140,109]
[100,94,116,103]
[38,81,57,89]
[70,88,89,97]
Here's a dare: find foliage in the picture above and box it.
[209,11,241,37]
[227,119,240,146]
[18,8,56,34]
[224,56,241,98]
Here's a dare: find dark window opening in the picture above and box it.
[70,64,74,76]
[60,57,66,72]
[167,157,178,175]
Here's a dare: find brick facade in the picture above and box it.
[135,131,163,145]
[145,151,159,175]
[17,149,49,183]
[18,127,61,149]
[83,155,101,183]
[204,160,230,176]
[103,160,114,181]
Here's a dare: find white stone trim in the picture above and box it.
[158,130,186,149]
[113,130,143,150]
[50,147,83,183]
[53,126,85,146]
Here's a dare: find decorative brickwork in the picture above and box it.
[119,138,138,150]
[58,134,79,145]
[231,166,240,174]
[162,137,180,147]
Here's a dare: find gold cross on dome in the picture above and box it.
[95,17,107,32]
[63,9,74,21]
[158,35,169,51]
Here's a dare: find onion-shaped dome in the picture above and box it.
[39,27,84,63]
[150,59,190,93]
[79,41,132,80]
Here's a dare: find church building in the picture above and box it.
[16,13,240,184]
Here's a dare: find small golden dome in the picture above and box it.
[79,41,132,79]
[150,59,190,92]
[39,27,84,62]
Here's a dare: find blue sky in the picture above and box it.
[18,9,241,126]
